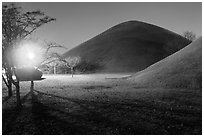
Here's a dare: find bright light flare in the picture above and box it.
[13,40,43,67]
[27,51,35,60]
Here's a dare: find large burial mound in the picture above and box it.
[129,37,202,90]
[63,20,190,73]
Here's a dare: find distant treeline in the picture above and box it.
[39,59,102,74]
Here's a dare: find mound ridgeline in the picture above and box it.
[129,37,202,89]
[63,20,190,73]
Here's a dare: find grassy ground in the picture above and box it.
[2,74,202,135]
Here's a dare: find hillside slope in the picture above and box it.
[129,37,202,89]
[63,20,190,72]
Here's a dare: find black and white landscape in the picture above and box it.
[2,2,202,135]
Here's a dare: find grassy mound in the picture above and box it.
[129,37,202,89]
[63,20,190,73]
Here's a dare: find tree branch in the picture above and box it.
[22,27,38,39]
[2,75,9,87]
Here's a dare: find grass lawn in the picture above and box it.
[2,74,202,135]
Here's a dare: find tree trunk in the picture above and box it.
[30,81,34,102]
[5,47,13,97]
[15,81,22,107]
[71,67,73,77]
[8,77,12,97]
[7,69,13,97]
[30,81,34,92]
[54,65,56,74]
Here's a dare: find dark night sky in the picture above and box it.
[15,2,202,53]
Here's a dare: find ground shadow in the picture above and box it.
[32,90,170,134]
[2,88,202,135]
[2,89,17,104]
[2,91,32,134]
[33,89,202,135]
[2,96,11,104]
[30,93,96,135]
[33,90,139,134]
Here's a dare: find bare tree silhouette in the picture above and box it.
[2,3,55,107]
[64,56,81,77]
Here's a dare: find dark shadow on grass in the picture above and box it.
[2,96,11,104]
[2,107,22,134]
[33,90,124,133]
[33,89,202,135]
[2,90,17,104]
[21,91,32,104]
[33,90,166,134]
[83,85,112,90]
[31,93,98,135]
[2,91,32,134]
[34,89,202,116]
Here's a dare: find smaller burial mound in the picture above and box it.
[129,37,202,90]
